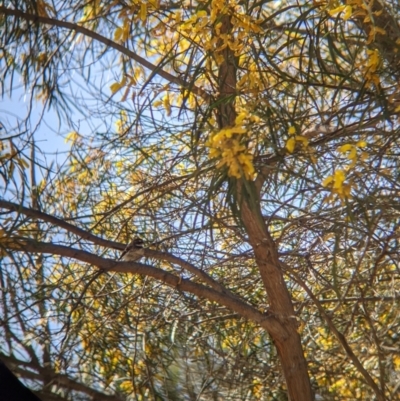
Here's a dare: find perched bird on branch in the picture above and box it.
[119,237,145,261]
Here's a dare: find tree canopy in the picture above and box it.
[0,0,399,400]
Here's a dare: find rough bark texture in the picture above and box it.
[215,10,313,401]
[240,203,314,401]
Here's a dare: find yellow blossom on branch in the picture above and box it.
[328,5,352,20]
[338,140,367,168]
[322,169,352,202]
[286,126,309,153]
[206,118,255,180]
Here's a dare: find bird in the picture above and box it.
[119,237,145,261]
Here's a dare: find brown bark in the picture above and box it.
[240,204,314,401]
[4,237,284,338]
[215,8,313,401]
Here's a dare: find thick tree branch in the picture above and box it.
[3,238,283,337]
[215,9,313,401]
[0,199,235,293]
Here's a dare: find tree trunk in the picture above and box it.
[216,9,313,401]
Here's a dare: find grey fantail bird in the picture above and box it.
[119,237,145,261]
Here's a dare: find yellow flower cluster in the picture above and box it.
[322,141,367,203]
[285,126,309,153]
[338,140,367,168]
[206,113,255,180]
[328,4,353,21]
[323,169,352,202]
[179,0,262,60]
[328,0,385,88]
[361,49,382,87]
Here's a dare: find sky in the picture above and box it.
[1,74,69,165]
